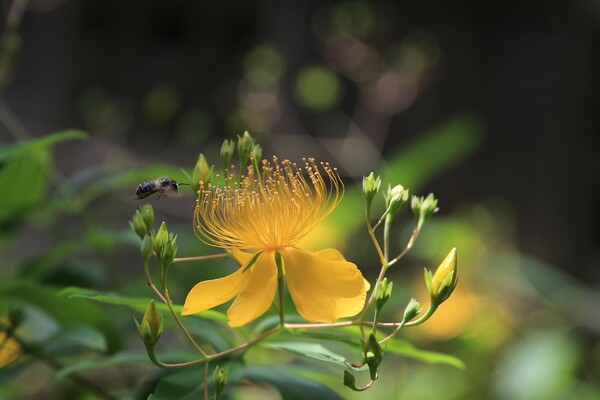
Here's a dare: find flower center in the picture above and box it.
[194,157,343,251]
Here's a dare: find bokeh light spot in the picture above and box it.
[243,44,285,88]
[295,65,343,111]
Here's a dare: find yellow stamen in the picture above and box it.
[194,157,343,251]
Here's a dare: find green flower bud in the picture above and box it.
[220,139,235,169]
[214,365,229,399]
[138,300,163,347]
[140,204,154,233]
[402,298,421,323]
[140,235,154,261]
[153,222,169,254]
[343,370,359,391]
[431,248,457,303]
[421,193,439,219]
[237,131,256,168]
[362,333,382,381]
[192,153,213,194]
[411,195,422,217]
[251,144,262,162]
[386,184,410,216]
[130,210,147,239]
[362,172,381,211]
[160,237,177,266]
[411,193,439,229]
[375,278,393,309]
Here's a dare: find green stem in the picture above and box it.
[204,362,209,400]
[387,223,420,267]
[162,287,208,357]
[365,209,385,265]
[403,302,438,328]
[149,327,280,368]
[379,302,438,344]
[383,214,393,266]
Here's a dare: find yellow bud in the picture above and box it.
[431,248,458,303]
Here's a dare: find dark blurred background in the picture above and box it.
[1,1,600,399]
[3,0,598,282]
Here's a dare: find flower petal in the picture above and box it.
[181,256,253,316]
[230,249,256,266]
[227,251,278,327]
[281,247,366,323]
[309,248,370,291]
[311,248,345,261]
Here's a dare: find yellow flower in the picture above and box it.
[182,157,367,327]
[0,331,20,368]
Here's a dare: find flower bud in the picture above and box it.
[192,153,213,193]
[421,193,439,219]
[220,139,235,169]
[251,144,262,162]
[362,172,381,211]
[237,131,256,167]
[130,210,147,240]
[411,193,439,229]
[431,248,457,303]
[140,204,154,233]
[138,300,163,347]
[153,222,169,254]
[214,365,229,399]
[375,278,393,309]
[411,195,422,216]
[140,235,154,260]
[362,333,382,381]
[159,236,177,267]
[402,298,421,323]
[343,370,360,391]
[386,184,409,216]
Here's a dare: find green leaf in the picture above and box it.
[263,341,367,372]
[384,337,466,370]
[54,352,151,380]
[47,325,108,353]
[245,365,345,400]
[0,130,87,161]
[0,130,87,229]
[59,287,228,323]
[380,114,483,189]
[0,281,121,352]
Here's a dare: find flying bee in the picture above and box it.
[133,177,187,200]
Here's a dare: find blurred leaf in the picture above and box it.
[0,281,121,352]
[245,365,345,400]
[0,130,87,230]
[263,341,367,372]
[55,352,151,380]
[18,241,81,280]
[60,287,228,323]
[493,331,580,400]
[384,337,465,370]
[46,325,108,353]
[380,114,483,189]
[151,363,228,400]
[0,130,87,161]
